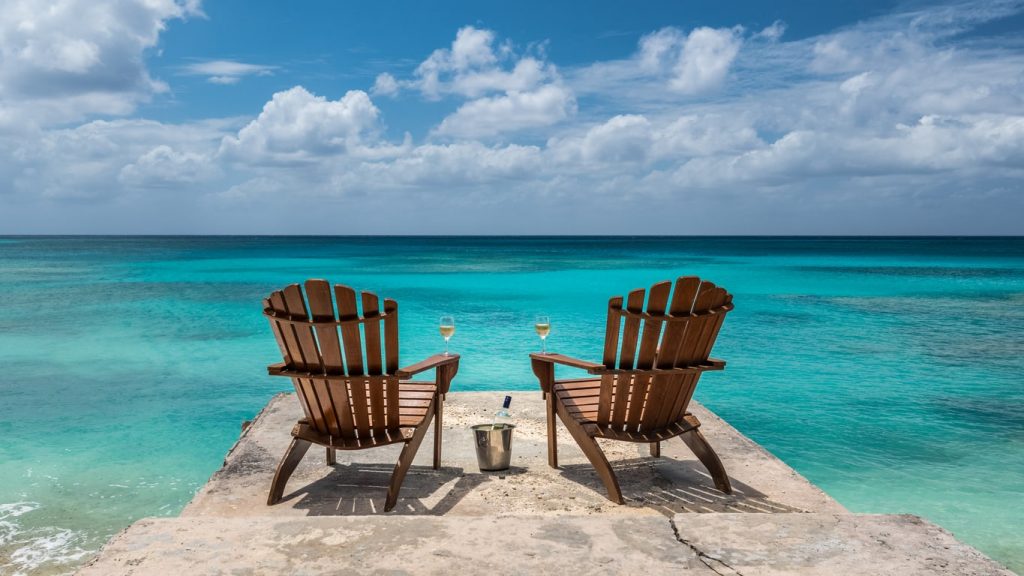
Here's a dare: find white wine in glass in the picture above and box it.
[439,315,455,356]
[535,315,550,353]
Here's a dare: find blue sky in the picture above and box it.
[0,0,1022,234]
[143,2,901,123]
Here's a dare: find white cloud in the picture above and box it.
[638,28,685,72]
[570,24,747,104]
[371,26,576,137]
[450,57,550,98]
[579,115,653,163]
[670,27,744,93]
[358,142,544,189]
[654,113,763,157]
[811,37,864,73]
[0,0,201,127]
[119,145,219,187]
[181,59,275,84]
[548,111,763,168]
[670,113,1024,190]
[218,86,383,162]
[413,26,508,98]
[756,21,787,42]
[404,25,561,99]
[548,115,653,166]
[840,72,874,95]
[434,84,576,138]
[450,26,500,70]
[372,72,400,96]
[396,26,575,137]
[4,117,230,200]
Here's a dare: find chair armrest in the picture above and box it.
[395,354,460,379]
[530,353,604,395]
[528,353,604,373]
[587,359,728,375]
[268,362,287,376]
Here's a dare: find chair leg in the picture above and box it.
[385,397,436,512]
[555,399,623,504]
[546,390,558,468]
[326,447,336,465]
[267,437,312,505]
[680,428,732,494]
[650,441,660,457]
[433,392,443,470]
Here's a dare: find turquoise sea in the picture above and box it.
[0,236,1022,574]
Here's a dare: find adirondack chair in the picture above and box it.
[263,279,459,511]
[530,276,733,503]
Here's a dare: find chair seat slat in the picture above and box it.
[268,291,303,369]
[655,277,701,369]
[282,284,322,372]
[384,298,399,374]
[632,282,671,431]
[362,292,385,374]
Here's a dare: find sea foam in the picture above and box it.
[0,502,91,576]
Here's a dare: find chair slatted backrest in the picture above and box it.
[263,279,401,439]
[597,276,732,433]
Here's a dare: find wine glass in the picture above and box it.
[534,314,551,354]
[439,315,455,356]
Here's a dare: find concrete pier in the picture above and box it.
[78,392,1013,575]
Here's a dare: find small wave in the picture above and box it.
[0,503,39,546]
[5,529,91,575]
[0,502,92,576]
[0,502,38,520]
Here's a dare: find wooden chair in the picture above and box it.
[530,276,733,503]
[263,279,459,511]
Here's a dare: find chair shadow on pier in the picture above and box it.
[556,456,804,516]
[277,462,487,516]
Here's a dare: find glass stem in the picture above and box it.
[542,337,546,354]
[445,338,449,356]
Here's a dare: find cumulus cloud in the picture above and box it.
[578,115,654,164]
[384,25,575,137]
[434,84,576,138]
[671,114,1024,191]
[119,145,219,187]
[548,112,762,168]
[636,25,745,93]
[413,26,508,99]
[218,86,384,162]
[180,59,275,84]
[574,24,745,100]
[669,27,744,93]
[0,0,201,127]
[372,72,400,96]
[4,117,230,200]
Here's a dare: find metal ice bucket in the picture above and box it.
[472,424,515,471]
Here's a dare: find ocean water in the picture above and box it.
[0,236,1021,574]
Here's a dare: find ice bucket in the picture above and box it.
[472,424,515,471]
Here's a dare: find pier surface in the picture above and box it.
[79,392,1013,575]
